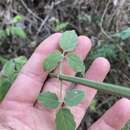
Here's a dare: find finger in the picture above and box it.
[3,33,61,105]
[42,36,92,93]
[88,98,130,130]
[71,57,110,126]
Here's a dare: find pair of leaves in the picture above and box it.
[38,90,84,130]
[44,51,85,73]
[38,89,85,109]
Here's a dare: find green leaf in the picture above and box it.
[113,28,130,40]
[0,78,11,101]
[43,50,63,72]
[38,91,60,109]
[55,108,76,130]
[1,56,27,81]
[59,30,78,52]
[2,60,16,78]
[5,27,11,36]
[13,15,23,23]
[14,56,27,71]
[11,27,27,39]
[90,99,97,111]
[67,53,85,73]
[64,89,85,106]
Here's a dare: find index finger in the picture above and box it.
[3,33,61,105]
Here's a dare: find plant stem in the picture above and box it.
[59,69,63,100]
[49,73,130,98]
[59,53,64,100]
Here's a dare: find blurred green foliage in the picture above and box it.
[87,43,118,64]
[50,18,69,32]
[0,15,27,39]
[122,123,130,130]
[113,28,130,40]
[0,56,27,101]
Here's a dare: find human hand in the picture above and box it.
[0,33,130,130]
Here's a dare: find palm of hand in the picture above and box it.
[0,33,130,130]
[0,81,84,130]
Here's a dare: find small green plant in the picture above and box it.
[88,43,117,62]
[50,18,69,32]
[78,14,92,24]
[0,15,27,39]
[38,30,85,130]
[37,30,130,130]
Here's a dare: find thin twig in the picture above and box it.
[54,0,66,6]
[36,2,54,36]
[19,0,43,22]
[10,8,33,23]
[115,0,126,31]
[96,96,116,109]
[100,0,113,40]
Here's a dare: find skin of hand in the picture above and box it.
[0,33,130,130]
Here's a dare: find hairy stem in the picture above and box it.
[50,73,130,98]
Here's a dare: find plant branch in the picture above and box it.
[59,63,63,100]
[59,53,65,100]
[49,73,130,98]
